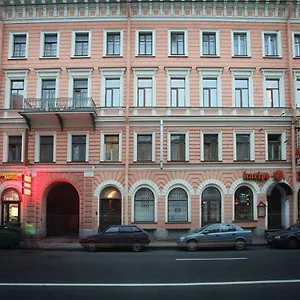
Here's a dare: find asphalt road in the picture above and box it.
[0,247,299,300]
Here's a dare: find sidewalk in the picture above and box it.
[20,237,267,251]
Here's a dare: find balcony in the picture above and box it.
[20,98,97,131]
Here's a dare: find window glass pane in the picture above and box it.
[295,35,300,57]
[137,134,152,161]
[72,135,86,161]
[236,134,250,161]
[134,188,154,222]
[168,188,188,222]
[105,226,119,233]
[268,134,281,160]
[10,80,24,109]
[8,136,22,162]
[204,134,218,161]
[171,134,185,161]
[105,135,119,161]
[235,186,253,220]
[40,136,54,162]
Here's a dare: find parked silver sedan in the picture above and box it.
[176,223,253,251]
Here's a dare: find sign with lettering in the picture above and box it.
[243,171,270,181]
[0,173,22,180]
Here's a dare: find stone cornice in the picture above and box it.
[1,0,299,22]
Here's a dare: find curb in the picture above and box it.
[19,242,268,252]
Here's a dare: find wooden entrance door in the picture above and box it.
[99,199,121,231]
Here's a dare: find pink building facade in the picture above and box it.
[0,0,300,238]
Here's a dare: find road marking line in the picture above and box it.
[0,279,300,287]
[176,258,248,261]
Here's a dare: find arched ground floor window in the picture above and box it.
[201,187,221,226]
[1,188,21,226]
[234,186,253,221]
[134,188,155,222]
[168,188,188,222]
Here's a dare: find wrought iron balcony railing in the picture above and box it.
[23,97,96,112]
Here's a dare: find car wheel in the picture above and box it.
[186,239,198,252]
[132,241,142,252]
[235,239,246,251]
[87,242,97,252]
[286,238,299,250]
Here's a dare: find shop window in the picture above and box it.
[134,188,154,222]
[234,186,253,221]
[1,188,20,226]
[168,188,188,222]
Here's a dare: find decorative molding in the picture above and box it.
[229,178,261,194]
[129,180,160,197]
[162,179,195,196]
[94,180,124,197]
[261,178,291,194]
[196,179,228,195]
[0,180,22,195]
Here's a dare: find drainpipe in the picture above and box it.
[160,119,164,169]
[124,0,131,225]
[286,1,297,223]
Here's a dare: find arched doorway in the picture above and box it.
[1,188,21,226]
[201,187,221,226]
[267,182,292,229]
[46,182,79,237]
[99,187,121,230]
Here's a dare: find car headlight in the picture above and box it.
[274,236,282,239]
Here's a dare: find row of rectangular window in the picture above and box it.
[7,69,300,109]
[9,30,300,59]
[3,131,286,164]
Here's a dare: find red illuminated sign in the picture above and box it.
[243,171,270,181]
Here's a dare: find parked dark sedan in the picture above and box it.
[79,225,150,252]
[266,222,300,249]
[176,223,253,251]
[0,225,22,249]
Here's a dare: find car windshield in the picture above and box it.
[287,224,300,231]
[193,225,210,233]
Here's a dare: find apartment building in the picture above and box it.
[0,0,299,238]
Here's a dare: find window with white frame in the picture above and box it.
[203,134,218,161]
[34,132,56,163]
[266,132,286,161]
[101,133,122,162]
[105,79,120,107]
[99,68,125,107]
[9,32,28,59]
[68,69,92,108]
[262,69,285,107]
[4,70,28,109]
[168,133,189,162]
[198,68,223,107]
[165,68,190,107]
[234,131,255,161]
[67,132,89,162]
[104,30,123,56]
[201,131,222,162]
[71,31,91,57]
[296,78,300,107]
[203,78,217,107]
[136,30,155,56]
[293,33,300,58]
[170,78,186,107]
[169,30,187,56]
[263,31,281,57]
[133,68,157,107]
[230,69,254,108]
[40,32,59,58]
[200,30,219,56]
[232,31,251,57]
[134,188,155,222]
[10,80,24,109]
[134,132,155,162]
[2,133,25,163]
[168,188,188,222]
[36,69,60,110]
